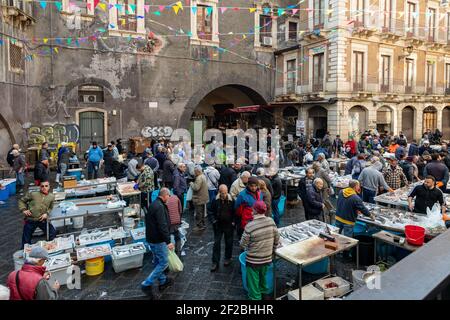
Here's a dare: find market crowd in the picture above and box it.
[3,127,450,300]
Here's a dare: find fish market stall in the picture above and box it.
[24,235,75,257]
[76,243,112,261]
[373,181,450,209]
[76,227,127,246]
[278,220,340,246]
[358,202,447,238]
[47,195,126,240]
[328,157,349,173]
[44,253,75,287]
[117,182,142,217]
[273,231,359,300]
[57,177,118,199]
[278,167,305,203]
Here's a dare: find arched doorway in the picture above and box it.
[402,106,415,140]
[187,85,270,132]
[282,106,298,136]
[443,107,450,139]
[76,108,107,152]
[308,105,327,139]
[348,106,367,138]
[377,106,393,133]
[0,114,15,165]
[423,106,437,133]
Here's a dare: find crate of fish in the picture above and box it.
[130,227,146,242]
[278,224,314,246]
[24,235,75,258]
[109,227,127,240]
[77,230,112,246]
[44,253,75,287]
[111,243,146,273]
[76,244,112,261]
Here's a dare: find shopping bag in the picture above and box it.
[185,187,193,201]
[167,250,184,272]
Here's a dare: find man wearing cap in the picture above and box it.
[19,181,56,247]
[87,141,104,180]
[419,140,432,156]
[235,177,263,238]
[191,165,210,232]
[240,201,279,300]
[7,247,60,300]
[383,156,409,190]
[358,158,393,203]
[7,144,20,167]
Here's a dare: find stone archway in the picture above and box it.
[377,105,394,134]
[282,106,298,135]
[179,76,271,129]
[348,105,368,138]
[423,106,437,133]
[307,105,327,139]
[0,114,15,165]
[179,83,269,130]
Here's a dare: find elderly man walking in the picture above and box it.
[305,178,325,221]
[230,171,251,200]
[191,166,209,232]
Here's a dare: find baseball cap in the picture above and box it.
[29,247,49,260]
[253,201,267,215]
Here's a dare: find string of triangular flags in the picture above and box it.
[26,0,450,19]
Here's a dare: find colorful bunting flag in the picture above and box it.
[292,9,299,15]
[94,0,100,8]
[54,2,62,11]
[39,1,47,9]
[249,8,256,13]
[54,47,59,53]
[98,3,106,11]
[206,7,212,16]
[108,4,113,10]
[87,3,92,11]
[67,37,72,45]
[277,8,285,16]
[159,5,165,11]
[173,5,180,14]
[115,4,123,11]
[43,38,48,44]
[192,6,197,15]
[153,11,161,16]
[0,40,3,46]
[176,1,183,10]
[129,4,136,13]
[263,8,270,15]
[144,5,149,13]
[220,7,227,14]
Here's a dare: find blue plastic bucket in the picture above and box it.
[303,257,329,274]
[151,190,160,202]
[0,188,9,201]
[278,195,286,217]
[239,252,274,294]
[7,181,16,195]
[87,240,115,263]
[353,221,368,236]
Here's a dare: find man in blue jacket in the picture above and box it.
[87,141,104,180]
[335,180,373,238]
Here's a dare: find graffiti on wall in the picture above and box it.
[25,124,80,147]
[141,126,173,138]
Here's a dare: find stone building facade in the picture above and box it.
[274,0,450,141]
[1,0,299,160]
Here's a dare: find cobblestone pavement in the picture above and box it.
[0,176,357,300]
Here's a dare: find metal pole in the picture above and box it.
[374,238,377,263]
[298,265,302,300]
[46,219,50,241]
[356,243,360,270]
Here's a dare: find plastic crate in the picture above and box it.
[111,243,146,273]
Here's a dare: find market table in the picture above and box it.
[273,234,359,300]
[117,182,142,218]
[60,178,118,199]
[48,196,125,240]
[0,167,11,179]
[372,230,420,263]
[328,158,348,173]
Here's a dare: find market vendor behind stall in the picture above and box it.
[408,176,446,219]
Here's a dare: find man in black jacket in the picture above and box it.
[305,178,325,221]
[267,171,283,227]
[142,188,175,299]
[298,168,315,204]
[219,164,237,191]
[7,144,20,167]
[408,176,446,215]
[423,153,449,191]
[209,184,235,272]
[103,143,115,177]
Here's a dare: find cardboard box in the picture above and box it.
[63,176,77,189]
[288,284,324,300]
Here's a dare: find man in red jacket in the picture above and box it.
[7,247,59,300]
[344,137,357,159]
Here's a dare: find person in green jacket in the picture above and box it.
[18,181,56,248]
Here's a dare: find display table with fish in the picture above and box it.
[273,233,359,300]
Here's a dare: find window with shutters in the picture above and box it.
[406,2,417,36]
[380,55,391,92]
[354,0,365,27]
[260,14,273,45]
[426,61,435,94]
[381,0,392,32]
[405,58,414,93]
[353,51,364,91]
[288,21,298,41]
[190,0,219,45]
[117,0,137,32]
[427,8,436,42]
[197,5,213,40]
[286,59,297,94]
[445,63,450,95]
[313,53,324,92]
[9,42,24,73]
[447,13,450,43]
[313,0,324,28]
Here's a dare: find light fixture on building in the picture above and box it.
[112,110,117,116]
[398,45,414,59]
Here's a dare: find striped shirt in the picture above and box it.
[166,195,182,226]
[240,215,279,266]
